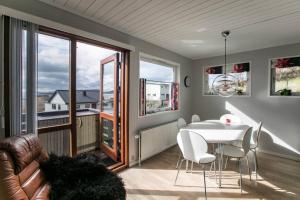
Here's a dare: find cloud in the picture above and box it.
[37,34,117,93]
[140,61,174,82]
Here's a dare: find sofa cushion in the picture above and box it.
[0,134,42,174]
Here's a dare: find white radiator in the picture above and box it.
[138,120,178,166]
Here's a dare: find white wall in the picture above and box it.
[192,43,300,160]
[0,0,193,164]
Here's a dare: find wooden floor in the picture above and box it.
[120,146,300,200]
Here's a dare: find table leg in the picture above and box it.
[220,144,224,187]
[217,143,220,187]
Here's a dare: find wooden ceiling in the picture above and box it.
[39,0,300,59]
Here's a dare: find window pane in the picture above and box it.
[102,61,115,114]
[37,33,70,128]
[21,30,27,132]
[101,119,114,148]
[204,63,251,96]
[146,81,171,114]
[270,57,300,96]
[140,60,174,82]
[205,74,222,95]
[274,67,300,93]
[139,57,177,115]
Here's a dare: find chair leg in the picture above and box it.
[176,153,181,169]
[174,159,184,185]
[254,149,258,169]
[245,156,251,181]
[203,167,207,200]
[209,161,214,177]
[253,150,258,182]
[186,160,189,172]
[214,161,217,185]
[239,158,242,194]
[224,156,229,169]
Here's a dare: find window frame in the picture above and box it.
[268,55,300,98]
[37,26,130,171]
[202,61,252,97]
[138,52,180,117]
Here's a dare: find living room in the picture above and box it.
[0,0,299,199]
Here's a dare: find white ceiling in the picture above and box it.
[38,0,300,59]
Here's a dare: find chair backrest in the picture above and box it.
[220,114,242,125]
[177,130,208,162]
[177,118,187,129]
[252,121,263,148]
[191,114,200,123]
[242,127,253,155]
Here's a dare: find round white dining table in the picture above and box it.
[180,120,250,187]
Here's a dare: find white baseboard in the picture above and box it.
[258,149,300,161]
[129,160,138,167]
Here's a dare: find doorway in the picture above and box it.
[35,26,129,171]
[75,41,128,169]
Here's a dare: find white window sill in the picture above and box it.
[138,109,180,119]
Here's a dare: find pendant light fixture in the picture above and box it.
[212,30,237,97]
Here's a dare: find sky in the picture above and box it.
[37,33,117,93]
[37,33,174,95]
[139,61,174,82]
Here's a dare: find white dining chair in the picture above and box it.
[177,118,187,130]
[176,118,187,169]
[220,114,242,125]
[230,122,263,181]
[191,114,201,123]
[215,127,253,194]
[175,130,216,200]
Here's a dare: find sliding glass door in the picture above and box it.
[35,26,129,170]
[1,23,130,170]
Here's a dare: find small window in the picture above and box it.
[52,104,56,110]
[76,104,80,109]
[203,62,251,96]
[270,56,300,96]
[139,54,179,116]
[58,105,61,110]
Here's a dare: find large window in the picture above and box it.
[270,56,300,96]
[203,62,251,96]
[139,54,179,116]
[37,33,70,128]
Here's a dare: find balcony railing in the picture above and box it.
[37,109,99,156]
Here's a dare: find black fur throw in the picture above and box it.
[40,154,126,200]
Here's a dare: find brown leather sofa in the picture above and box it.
[0,134,50,200]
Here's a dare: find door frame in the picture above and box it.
[32,26,129,171]
[99,53,119,161]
